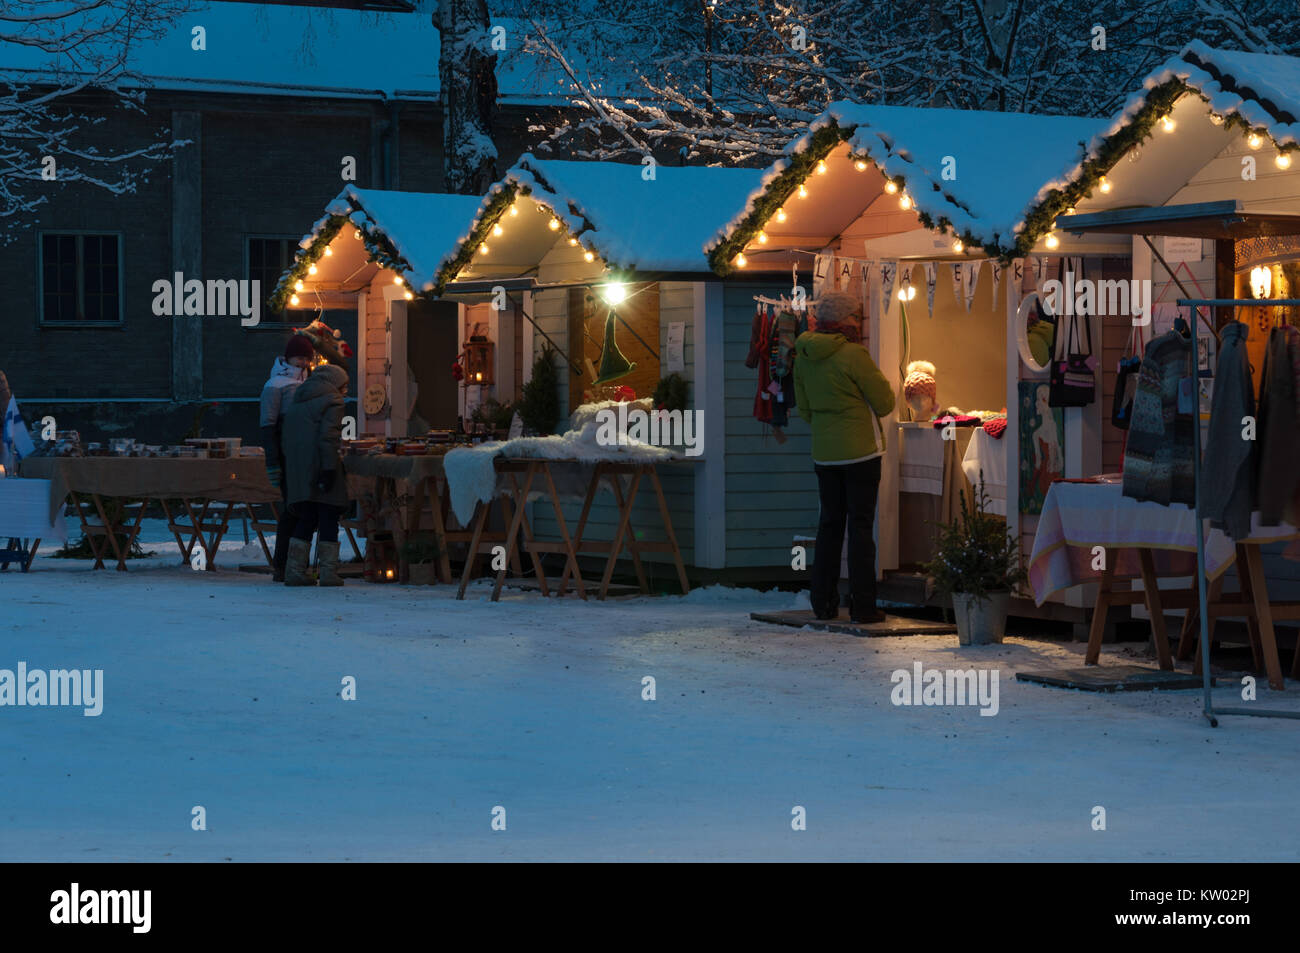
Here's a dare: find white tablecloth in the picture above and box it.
[961,428,1007,516]
[899,425,944,496]
[1028,481,1298,605]
[0,478,67,541]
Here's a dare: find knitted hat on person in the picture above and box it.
[903,360,937,403]
[295,319,354,364]
[284,334,315,362]
[814,291,861,333]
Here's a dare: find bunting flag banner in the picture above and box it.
[1030,256,1045,287]
[1010,258,1025,311]
[950,263,963,309]
[960,261,981,311]
[989,262,1003,306]
[837,256,855,292]
[923,262,937,317]
[813,251,833,298]
[2,396,34,471]
[879,261,897,319]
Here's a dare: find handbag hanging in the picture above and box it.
[1049,309,1096,408]
[1111,325,1144,430]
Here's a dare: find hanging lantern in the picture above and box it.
[463,340,494,385]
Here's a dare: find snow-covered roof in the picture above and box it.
[711,102,1107,268]
[1112,41,1300,150]
[437,155,770,284]
[0,2,600,103]
[1004,42,1300,242]
[271,186,485,309]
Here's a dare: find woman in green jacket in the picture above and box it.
[794,292,896,622]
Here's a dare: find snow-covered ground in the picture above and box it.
[2,523,1298,862]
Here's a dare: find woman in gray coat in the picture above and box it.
[281,362,349,586]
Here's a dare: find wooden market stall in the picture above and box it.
[1023,40,1300,685]
[705,102,1133,622]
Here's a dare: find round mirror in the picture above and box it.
[1016,291,1057,375]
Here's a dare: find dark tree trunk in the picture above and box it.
[436,0,499,194]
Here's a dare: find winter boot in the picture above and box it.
[317,540,344,587]
[283,537,314,587]
[271,536,289,583]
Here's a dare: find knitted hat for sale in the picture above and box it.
[903,360,937,402]
[284,334,315,362]
[295,319,354,364]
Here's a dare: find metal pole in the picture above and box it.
[1178,297,1300,725]
[1186,300,1217,727]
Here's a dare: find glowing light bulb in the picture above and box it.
[1099,176,1112,193]
[884,180,899,194]
[509,204,519,216]
[353,229,361,240]
[1248,133,1263,149]
[308,264,318,275]
[1045,232,1060,250]
[548,217,560,231]
[1277,152,1293,169]
[854,159,868,172]
[736,253,748,268]
[1161,115,1176,133]
[797,183,808,198]
[568,237,578,246]
[775,207,787,223]
[294,280,303,292]
[289,294,300,306]
[898,193,913,210]
[897,284,916,302]
[404,290,413,300]
[479,243,489,254]
[583,250,595,263]
[816,159,828,175]
[393,274,404,285]
[324,246,333,256]
[757,231,769,244]
[1064,206,1076,215]
[493,223,504,237]
[602,282,627,305]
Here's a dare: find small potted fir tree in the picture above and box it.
[925,476,1026,645]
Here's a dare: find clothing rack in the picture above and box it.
[1178,297,1300,727]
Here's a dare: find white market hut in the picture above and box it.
[1044,41,1300,603]
[271,186,496,437]
[710,101,1135,617]
[429,155,787,575]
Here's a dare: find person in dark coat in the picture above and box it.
[259,334,315,581]
[281,362,349,586]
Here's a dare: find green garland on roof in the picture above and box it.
[432,183,524,295]
[710,78,1254,270]
[1009,78,1188,262]
[267,211,417,312]
[709,123,847,276]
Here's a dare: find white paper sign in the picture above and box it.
[665,321,685,373]
[1164,236,1202,262]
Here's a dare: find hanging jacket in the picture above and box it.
[259,357,307,470]
[793,330,895,464]
[1256,324,1300,526]
[1122,330,1195,506]
[282,363,349,509]
[1202,322,1255,538]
